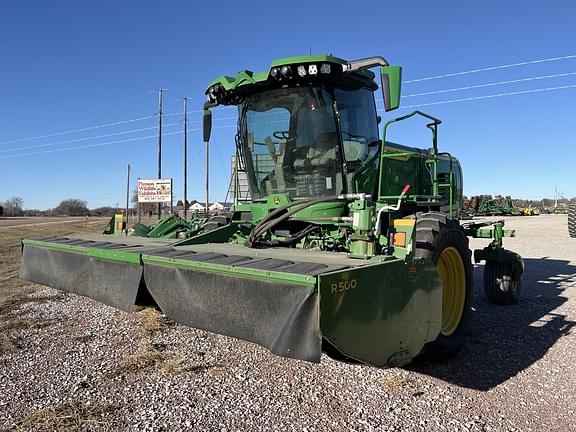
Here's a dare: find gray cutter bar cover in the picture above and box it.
[143,263,322,363]
[20,244,142,312]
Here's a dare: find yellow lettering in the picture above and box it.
[330,278,359,295]
[331,283,338,295]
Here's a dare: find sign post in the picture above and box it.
[125,164,131,236]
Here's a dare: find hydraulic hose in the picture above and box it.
[258,224,319,247]
[245,194,365,248]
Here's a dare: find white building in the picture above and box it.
[189,202,205,213]
[209,202,224,213]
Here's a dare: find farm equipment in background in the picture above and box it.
[130,214,208,238]
[461,196,480,219]
[476,196,522,216]
[521,207,540,216]
[477,198,503,216]
[20,54,524,367]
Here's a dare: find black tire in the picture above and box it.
[569,204,576,238]
[414,212,473,359]
[483,261,521,305]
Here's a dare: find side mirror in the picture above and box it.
[380,66,402,112]
[203,109,212,142]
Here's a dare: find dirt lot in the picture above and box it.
[0,219,108,303]
[0,215,574,431]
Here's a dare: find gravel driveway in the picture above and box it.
[0,215,574,431]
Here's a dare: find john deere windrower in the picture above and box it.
[20,55,524,366]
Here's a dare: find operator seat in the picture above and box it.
[292,132,338,170]
[287,131,340,197]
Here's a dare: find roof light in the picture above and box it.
[270,67,280,79]
[308,64,318,75]
[280,65,292,78]
[297,65,307,77]
[207,85,220,102]
[320,63,331,74]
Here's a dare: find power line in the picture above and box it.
[0,132,182,159]
[375,71,576,101]
[404,54,576,83]
[3,53,575,148]
[0,124,237,159]
[379,84,576,110]
[0,121,184,153]
[0,112,192,148]
[0,115,237,153]
[4,82,575,159]
[0,114,156,147]
[6,84,576,159]
[7,83,573,159]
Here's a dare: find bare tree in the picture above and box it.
[4,196,24,217]
[55,198,89,216]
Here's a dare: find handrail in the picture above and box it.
[382,110,441,155]
[379,110,443,201]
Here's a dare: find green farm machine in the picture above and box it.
[20,55,524,367]
[476,196,522,216]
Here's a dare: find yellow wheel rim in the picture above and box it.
[436,246,466,336]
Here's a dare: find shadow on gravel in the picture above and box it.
[410,257,576,391]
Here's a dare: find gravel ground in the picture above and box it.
[0,214,574,431]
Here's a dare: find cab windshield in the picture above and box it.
[241,86,344,200]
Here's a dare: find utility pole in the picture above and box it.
[555,184,558,209]
[125,163,130,236]
[157,88,164,219]
[183,97,188,219]
[205,134,209,217]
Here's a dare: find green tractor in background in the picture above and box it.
[20,55,524,367]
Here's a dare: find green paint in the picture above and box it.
[142,254,316,288]
[22,239,141,264]
[319,256,442,367]
[23,239,90,255]
[380,65,402,112]
[174,223,238,246]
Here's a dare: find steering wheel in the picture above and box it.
[273,131,292,140]
[341,130,367,143]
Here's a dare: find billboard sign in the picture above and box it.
[137,179,172,203]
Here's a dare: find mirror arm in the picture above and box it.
[344,56,389,72]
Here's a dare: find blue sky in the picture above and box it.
[1,1,575,210]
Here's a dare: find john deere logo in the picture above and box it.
[273,197,281,206]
